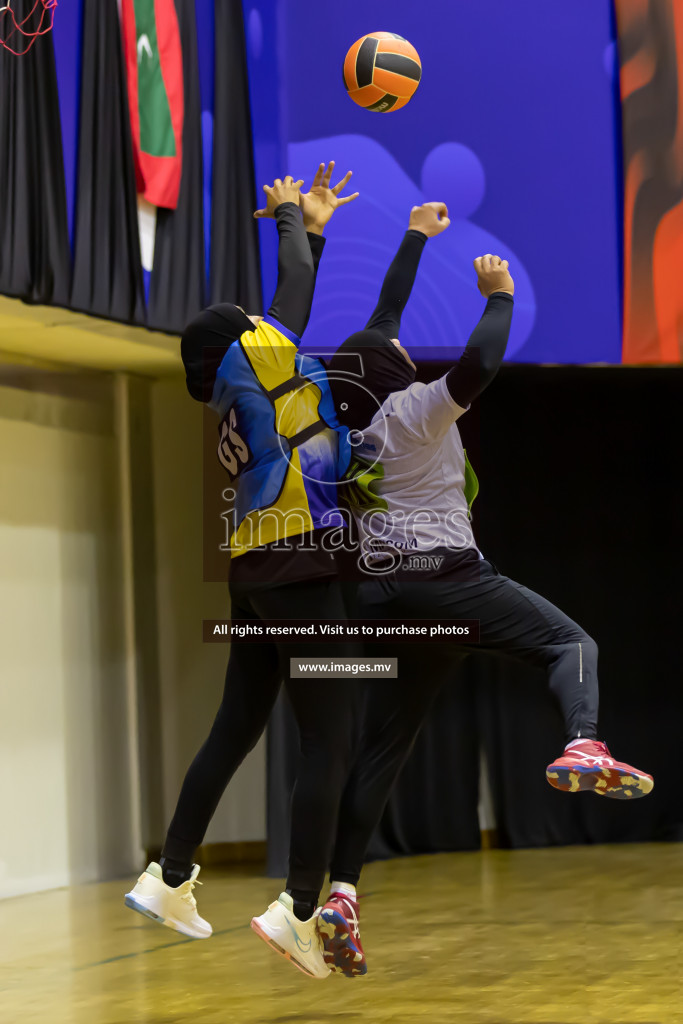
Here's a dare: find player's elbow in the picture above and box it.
[479,360,502,389]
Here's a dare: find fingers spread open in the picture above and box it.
[321,160,335,188]
[332,169,353,195]
[311,163,325,189]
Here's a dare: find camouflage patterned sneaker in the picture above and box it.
[317,891,367,978]
[546,739,654,799]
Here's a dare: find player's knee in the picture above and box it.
[579,634,598,666]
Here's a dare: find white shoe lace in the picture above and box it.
[568,746,614,767]
[335,896,360,940]
[179,877,201,911]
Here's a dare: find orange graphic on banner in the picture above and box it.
[616,0,683,363]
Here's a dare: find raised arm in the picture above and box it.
[365,202,450,338]
[255,163,358,339]
[266,200,315,338]
[446,256,515,408]
[392,255,514,445]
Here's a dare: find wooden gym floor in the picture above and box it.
[2,843,682,1024]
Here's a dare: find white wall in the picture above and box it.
[0,368,267,901]
[150,380,266,845]
[0,381,137,898]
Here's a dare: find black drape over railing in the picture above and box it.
[0,31,70,305]
[0,0,262,331]
[70,0,145,324]
[210,0,262,312]
[266,366,683,876]
[147,0,205,333]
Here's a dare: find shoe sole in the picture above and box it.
[318,908,367,978]
[124,895,211,939]
[250,918,326,980]
[546,765,654,799]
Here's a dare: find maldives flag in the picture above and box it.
[121,0,184,209]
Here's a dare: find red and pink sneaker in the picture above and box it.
[546,739,653,799]
[317,891,367,978]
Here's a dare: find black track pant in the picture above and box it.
[329,553,599,885]
[162,577,356,898]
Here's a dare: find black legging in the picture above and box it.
[329,551,599,885]
[162,576,357,898]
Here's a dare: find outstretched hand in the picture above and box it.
[253,176,305,219]
[473,254,514,297]
[408,202,451,237]
[300,161,360,234]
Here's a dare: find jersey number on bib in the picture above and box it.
[218,407,251,478]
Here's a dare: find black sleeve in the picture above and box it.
[446,292,514,408]
[364,229,428,338]
[266,203,315,338]
[307,230,326,280]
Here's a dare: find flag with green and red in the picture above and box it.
[121,0,184,209]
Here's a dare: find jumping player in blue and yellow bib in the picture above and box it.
[124,165,361,978]
[190,174,354,568]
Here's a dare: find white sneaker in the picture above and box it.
[124,862,212,939]
[251,892,330,979]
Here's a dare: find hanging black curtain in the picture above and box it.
[472,365,683,848]
[266,366,683,874]
[146,0,205,333]
[0,32,69,305]
[210,0,262,312]
[70,0,145,324]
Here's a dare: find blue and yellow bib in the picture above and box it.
[210,316,350,558]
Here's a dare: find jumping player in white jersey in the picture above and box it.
[314,201,654,978]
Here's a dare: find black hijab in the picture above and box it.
[181,302,255,402]
[327,329,416,431]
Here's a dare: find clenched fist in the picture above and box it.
[408,202,451,238]
[473,254,514,298]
